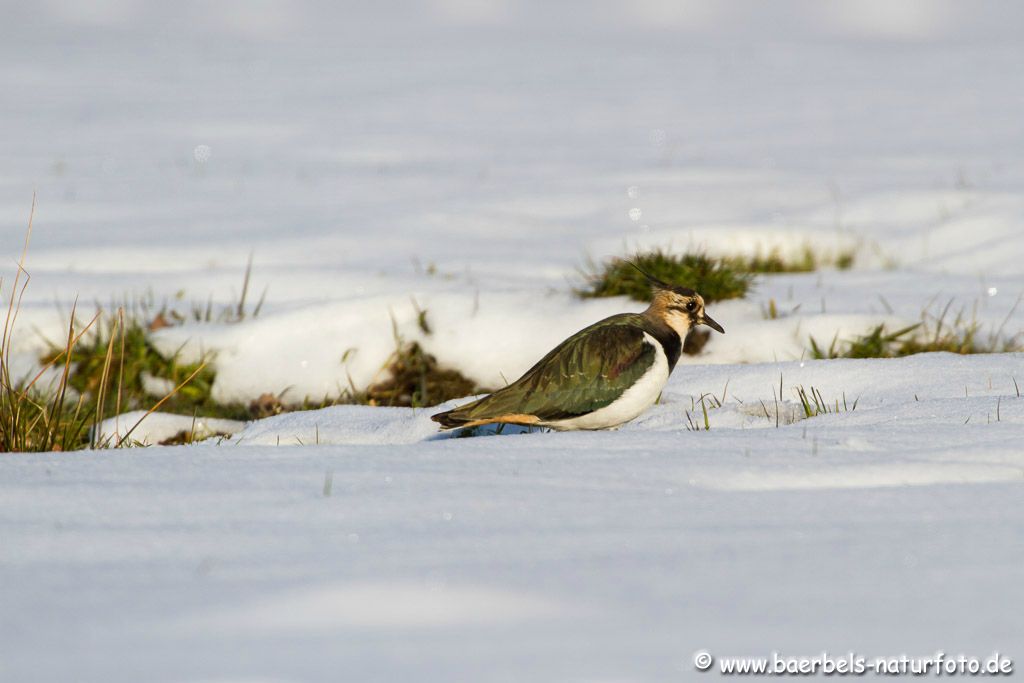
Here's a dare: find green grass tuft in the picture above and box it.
[578,245,856,304]
[578,250,754,303]
[810,301,1020,360]
[44,311,251,423]
[795,385,858,418]
[1,302,100,452]
[743,245,856,274]
[834,251,856,270]
[1,199,213,451]
[744,246,818,274]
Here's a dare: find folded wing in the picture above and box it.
[433,317,657,428]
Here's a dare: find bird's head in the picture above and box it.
[628,262,726,339]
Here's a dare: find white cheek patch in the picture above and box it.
[664,310,692,339]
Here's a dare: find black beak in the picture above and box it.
[701,313,725,334]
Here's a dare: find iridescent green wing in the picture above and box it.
[458,315,657,422]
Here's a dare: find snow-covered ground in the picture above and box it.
[6,354,1024,682]
[2,2,1024,681]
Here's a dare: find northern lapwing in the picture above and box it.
[431,268,724,431]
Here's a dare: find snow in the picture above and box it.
[234,404,444,446]
[175,582,566,632]
[2,1,1024,681]
[94,410,246,446]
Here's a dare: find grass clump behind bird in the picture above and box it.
[578,250,754,303]
[364,342,485,408]
[357,309,491,409]
[578,245,857,305]
[577,250,752,356]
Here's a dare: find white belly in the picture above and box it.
[545,332,670,431]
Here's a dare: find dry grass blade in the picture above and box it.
[2,198,222,451]
[91,310,121,448]
[17,307,100,401]
[2,194,35,370]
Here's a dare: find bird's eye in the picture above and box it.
[685,301,697,312]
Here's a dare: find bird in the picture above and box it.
[431,266,725,431]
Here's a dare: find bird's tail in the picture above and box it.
[430,407,467,429]
[431,397,487,430]
[431,393,541,430]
